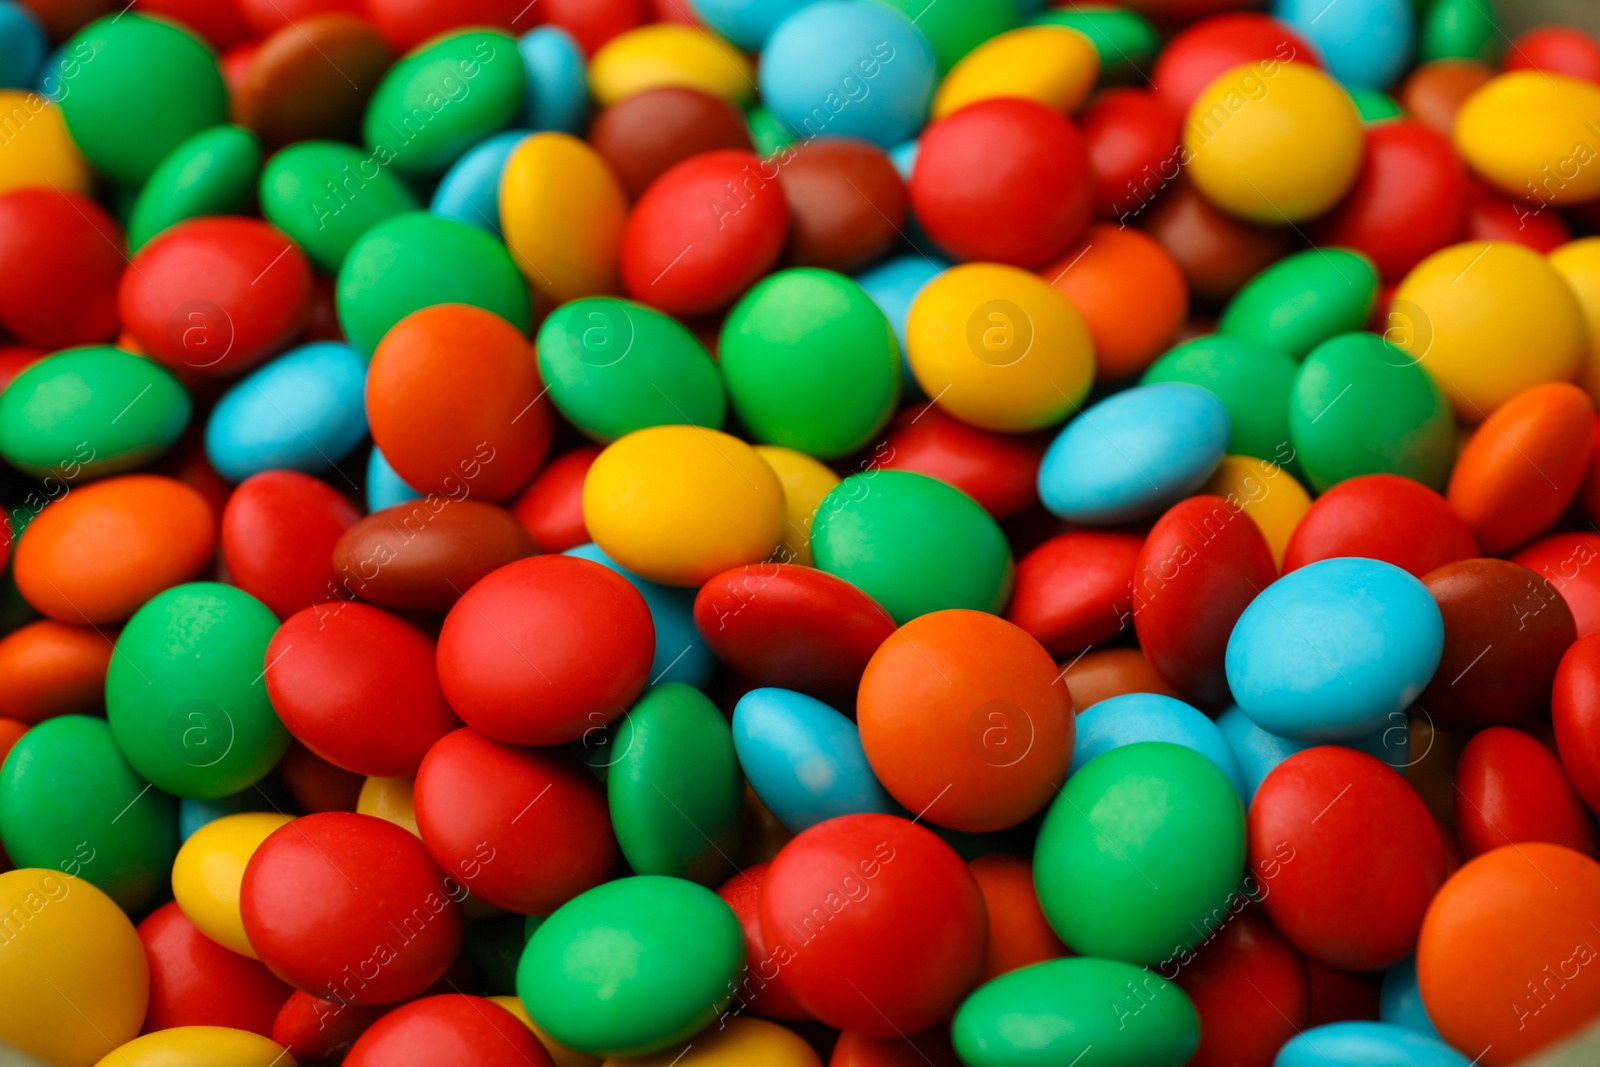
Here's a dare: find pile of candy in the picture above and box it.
[3,0,1600,1064]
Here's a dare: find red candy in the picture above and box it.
[716,862,809,1019]
[1453,727,1597,859]
[1006,529,1143,659]
[0,188,123,350]
[1079,88,1181,224]
[1552,633,1600,814]
[1283,474,1478,578]
[876,405,1044,519]
[138,902,293,1036]
[1150,14,1317,118]
[344,995,554,1067]
[273,991,384,1064]
[364,0,527,49]
[1504,26,1600,83]
[221,470,360,619]
[1174,907,1309,1067]
[510,446,599,553]
[1513,532,1600,636]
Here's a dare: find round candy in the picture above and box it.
[1251,746,1445,971]
[1515,532,1600,637]
[1201,455,1313,568]
[589,23,753,107]
[512,447,599,554]
[127,124,261,251]
[364,0,522,49]
[0,3,44,89]
[933,25,1098,119]
[0,90,86,196]
[1219,248,1379,360]
[876,405,1044,519]
[566,542,713,689]
[92,1026,292,1066]
[1037,383,1230,524]
[1218,704,1408,805]
[776,137,905,272]
[1064,648,1184,711]
[1143,179,1293,303]
[1275,1022,1469,1067]
[138,902,292,1035]
[582,424,785,587]
[1274,0,1414,89]
[755,444,839,564]
[1071,693,1246,796]
[0,188,123,350]
[1080,87,1182,223]
[1173,906,1310,1067]
[272,989,385,1065]
[855,254,945,356]
[719,269,901,458]
[220,471,358,620]
[259,140,419,274]
[588,86,753,199]
[436,555,654,745]
[332,501,536,612]
[346,995,553,1067]
[519,876,744,1056]
[1141,335,1297,465]
[715,862,810,1021]
[1005,529,1142,658]
[1454,72,1600,205]
[171,812,293,957]
[235,13,394,150]
[499,132,627,305]
[967,853,1066,983]
[1379,956,1439,1038]
[241,811,463,1005]
[1554,633,1600,813]
[1151,13,1318,118]
[0,620,113,723]
[1283,474,1476,578]
[205,342,368,482]
[1048,224,1188,382]
[431,130,522,233]
[1453,727,1596,859]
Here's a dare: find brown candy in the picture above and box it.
[1140,179,1291,305]
[1061,647,1181,712]
[776,137,906,272]
[332,499,537,612]
[589,86,754,200]
[236,13,393,150]
[1397,60,1495,139]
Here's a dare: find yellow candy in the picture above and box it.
[489,996,603,1067]
[93,1027,294,1067]
[584,425,784,587]
[0,90,91,197]
[1183,61,1363,224]
[590,25,755,108]
[1201,455,1310,568]
[753,445,840,566]
[170,812,292,958]
[357,775,420,836]
[932,26,1099,120]
[501,133,628,305]
[0,870,147,1067]
[602,1016,821,1066]
[1392,241,1585,421]
[1546,237,1600,408]
[1454,72,1600,207]
[905,263,1094,432]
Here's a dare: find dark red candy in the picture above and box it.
[1552,633,1600,814]
[1464,179,1570,253]
[715,861,809,1020]
[363,0,526,50]
[1283,474,1478,579]
[589,86,754,200]
[1174,907,1309,1067]
[274,990,385,1065]
[1141,179,1292,303]
[344,995,554,1067]
[1079,88,1182,224]
[137,0,252,47]
[1453,726,1597,860]
[1133,495,1276,704]
[1304,961,1381,1025]
[413,727,617,915]
[1250,747,1445,972]
[1415,558,1575,729]
[510,446,598,554]
[221,470,360,620]
[331,500,538,612]
[238,0,362,35]
[1006,530,1143,659]
[0,188,123,350]
[692,563,896,702]
[777,137,906,273]
[1150,13,1319,118]
[1578,415,1600,523]
[1512,532,1600,636]
[876,405,1044,519]
[138,901,293,1036]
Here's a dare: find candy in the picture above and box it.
[1150,13,1317,118]
[128,125,261,251]
[1200,455,1311,567]
[568,542,714,688]
[0,189,124,349]
[776,138,907,272]
[517,26,589,134]
[137,902,292,1035]
[220,471,358,619]
[1553,633,1600,812]
[1078,87,1182,222]
[1273,0,1415,90]
[1175,906,1310,1067]
[932,25,1099,120]
[1141,335,1296,462]
[587,86,753,199]
[1275,1022,1470,1067]
[206,341,368,482]
[0,90,88,195]
[1452,726,1596,859]
[1283,473,1477,577]
[1071,693,1247,795]
[346,994,553,1066]
[500,132,628,304]
[1006,528,1142,657]
[589,24,753,108]
[1050,224,1188,382]
[259,140,419,273]
[1220,248,1380,360]
[171,812,294,957]
[1217,704,1408,804]
[1454,72,1600,206]
[235,14,393,149]
[752,445,839,563]
[0,619,112,722]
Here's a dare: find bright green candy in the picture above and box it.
[1419,0,1500,63]
[337,212,531,357]
[1030,6,1159,84]
[608,683,742,885]
[747,105,794,157]
[953,957,1200,1067]
[363,30,525,178]
[105,583,290,800]
[871,0,1016,74]
[720,269,902,459]
[1349,87,1404,123]
[1220,249,1380,361]
[537,297,725,442]
[127,125,261,250]
[57,15,227,185]
[518,875,743,1056]
[0,347,190,480]
[1141,336,1297,465]
[260,141,420,274]
[1034,742,1245,965]
[1289,332,1457,493]
[813,470,1012,625]
[0,715,177,912]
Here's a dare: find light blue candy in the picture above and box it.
[732,687,896,832]
[1275,1022,1468,1067]
[1226,557,1444,742]
[761,1,936,148]
[178,792,260,842]
[1071,693,1247,797]
[888,139,918,181]
[690,0,820,50]
[431,129,528,234]
[366,444,420,511]
[855,254,946,369]
[1037,382,1229,524]
[0,1,45,89]
[1380,957,1443,1040]
[518,27,588,134]
[566,543,715,690]
[205,343,368,483]
[1217,704,1409,803]
[1274,0,1414,90]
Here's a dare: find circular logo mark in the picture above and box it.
[966,300,1034,368]
[167,700,236,768]
[966,699,1035,768]
[166,299,235,369]
[1379,298,1432,365]
[575,711,634,769]
[564,307,635,368]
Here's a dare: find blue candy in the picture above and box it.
[431,129,529,234]
[1071,693,1247,797]
[565,543,715,690]
[1274,0,1415,90]
[1037,382,1230,524]
[689,0,820,51]
[1216,704,1409,803]
[855,254,947,371]
[0,1,45,90]
[366,444,421,511]
[1275,1022,1469,1067]
[178,792,259,843]
[205,342,368,483]
[518,27,589,134]
[1380,956,1444,1040]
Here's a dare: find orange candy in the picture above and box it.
[1417,843,1600,1065]
[366,304,553,504]
[13,475,215,625]
[967,853,1068,982]
[1060,647,1181,711]
[1446,382,1594,555]
[0,620,114,723]
[1044,224,1188,381]
[856,609,1073,833]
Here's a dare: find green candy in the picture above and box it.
[1220,248,1380,361]
[1289,332,1457,493]
[1034,742,1246,965]
[953,957,1200,1067]
[747,105,795,157]
[363,30,525,178]
[1419,0,1500,63]
[58,15,227,185]
[537,297,726,442]
[871,0,1017,75]
[720,269,902,459]
[105,583,290,799]
[337,212,531,357]
[608,683,742,886]
[0,716,177,912]
[128,125,261,250]
[260,141,420,274]
[1031,6,1159,85]
[1142,336,1298,465]
[813,470,1012,625]
[1349,87,1404,123]
[0,346,190,480]
[518,875,744,1056]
